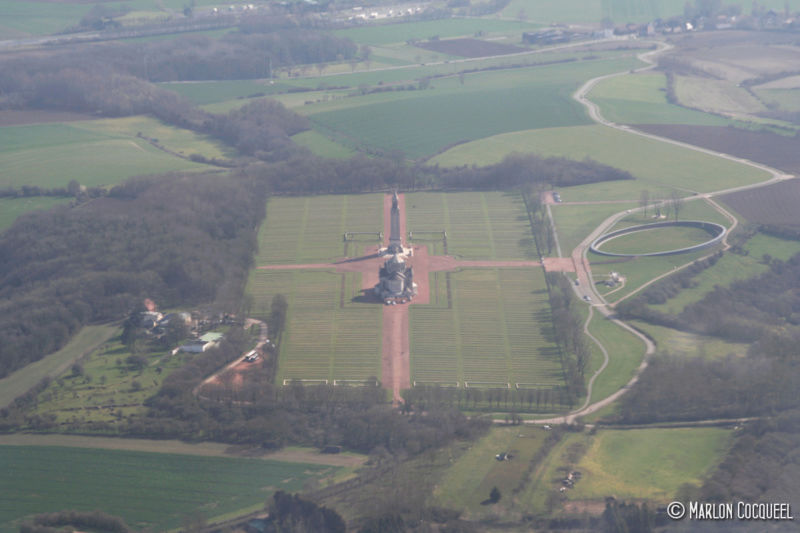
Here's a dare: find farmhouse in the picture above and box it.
[179,332,224,353]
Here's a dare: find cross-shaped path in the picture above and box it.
[258,193,570,404]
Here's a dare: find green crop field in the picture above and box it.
[0,123,210,189]
[406,191,536,260]
[0,325,118,409]
[597,225,717,255]
[291,130,358,159]
[590,72,731,126]
[0,1,88,38]
[255,194,384,265]
[568,428,733,501]
[159,80,290,106]
[754,87,800,111]
[0,445,338,532]
[333,18,538,45]
[431,124,770,198]
[410,268,564,388]
[73,115,232,160]
[0,197,69,233]
[247,270,381,382]
[433,425,548,520]
[309,57,645,159]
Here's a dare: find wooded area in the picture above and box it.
[0,173,264,379]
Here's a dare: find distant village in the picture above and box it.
[523,4,800,45]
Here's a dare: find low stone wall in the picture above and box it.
[590,220,726,257]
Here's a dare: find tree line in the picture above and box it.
[617,251,800,344]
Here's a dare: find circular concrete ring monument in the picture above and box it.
[590,220,726,257]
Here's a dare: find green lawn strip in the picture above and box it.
[0,123,209,189]
[590,247,716,302]
[0,197,69,233]
[589,72,731,126]
[0,445,337,533]
[599,226,718,255]
[568,427,733,502]
[431,125,770,196]
[433,425,547,521]
[629,321,748,359]
[291,129,358,158]
[584,313,644,404]
[550,202,638,256]
[648,233,800,314]
[516,431,586,516]
[0,325,118,409]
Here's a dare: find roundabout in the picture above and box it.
[589,220,726,257]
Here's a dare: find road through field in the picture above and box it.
[529,39,796,425]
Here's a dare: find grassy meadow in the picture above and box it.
[0,197,69,233]
[334,18,539,45]
[0,445,338,532]
[31,333,203,425]
[568,428,733,501]
[590,246,716,303]
[291,130,357,159]
[433,425,549,520]
[308,57,643,159]
[630,321,749,359]
[550,202,636,256]
[431,124,770,197]
[0,325,118,409]
[590,72,731,126]
[0,122,211,189]
[582,312,645,403]
[597,225,718,255]
[647,232,800,314]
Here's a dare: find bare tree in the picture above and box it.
[639,189,650,218]
[670,190,684,221]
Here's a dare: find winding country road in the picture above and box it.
[529,39,796,425]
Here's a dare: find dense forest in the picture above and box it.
[0,173,264,379]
